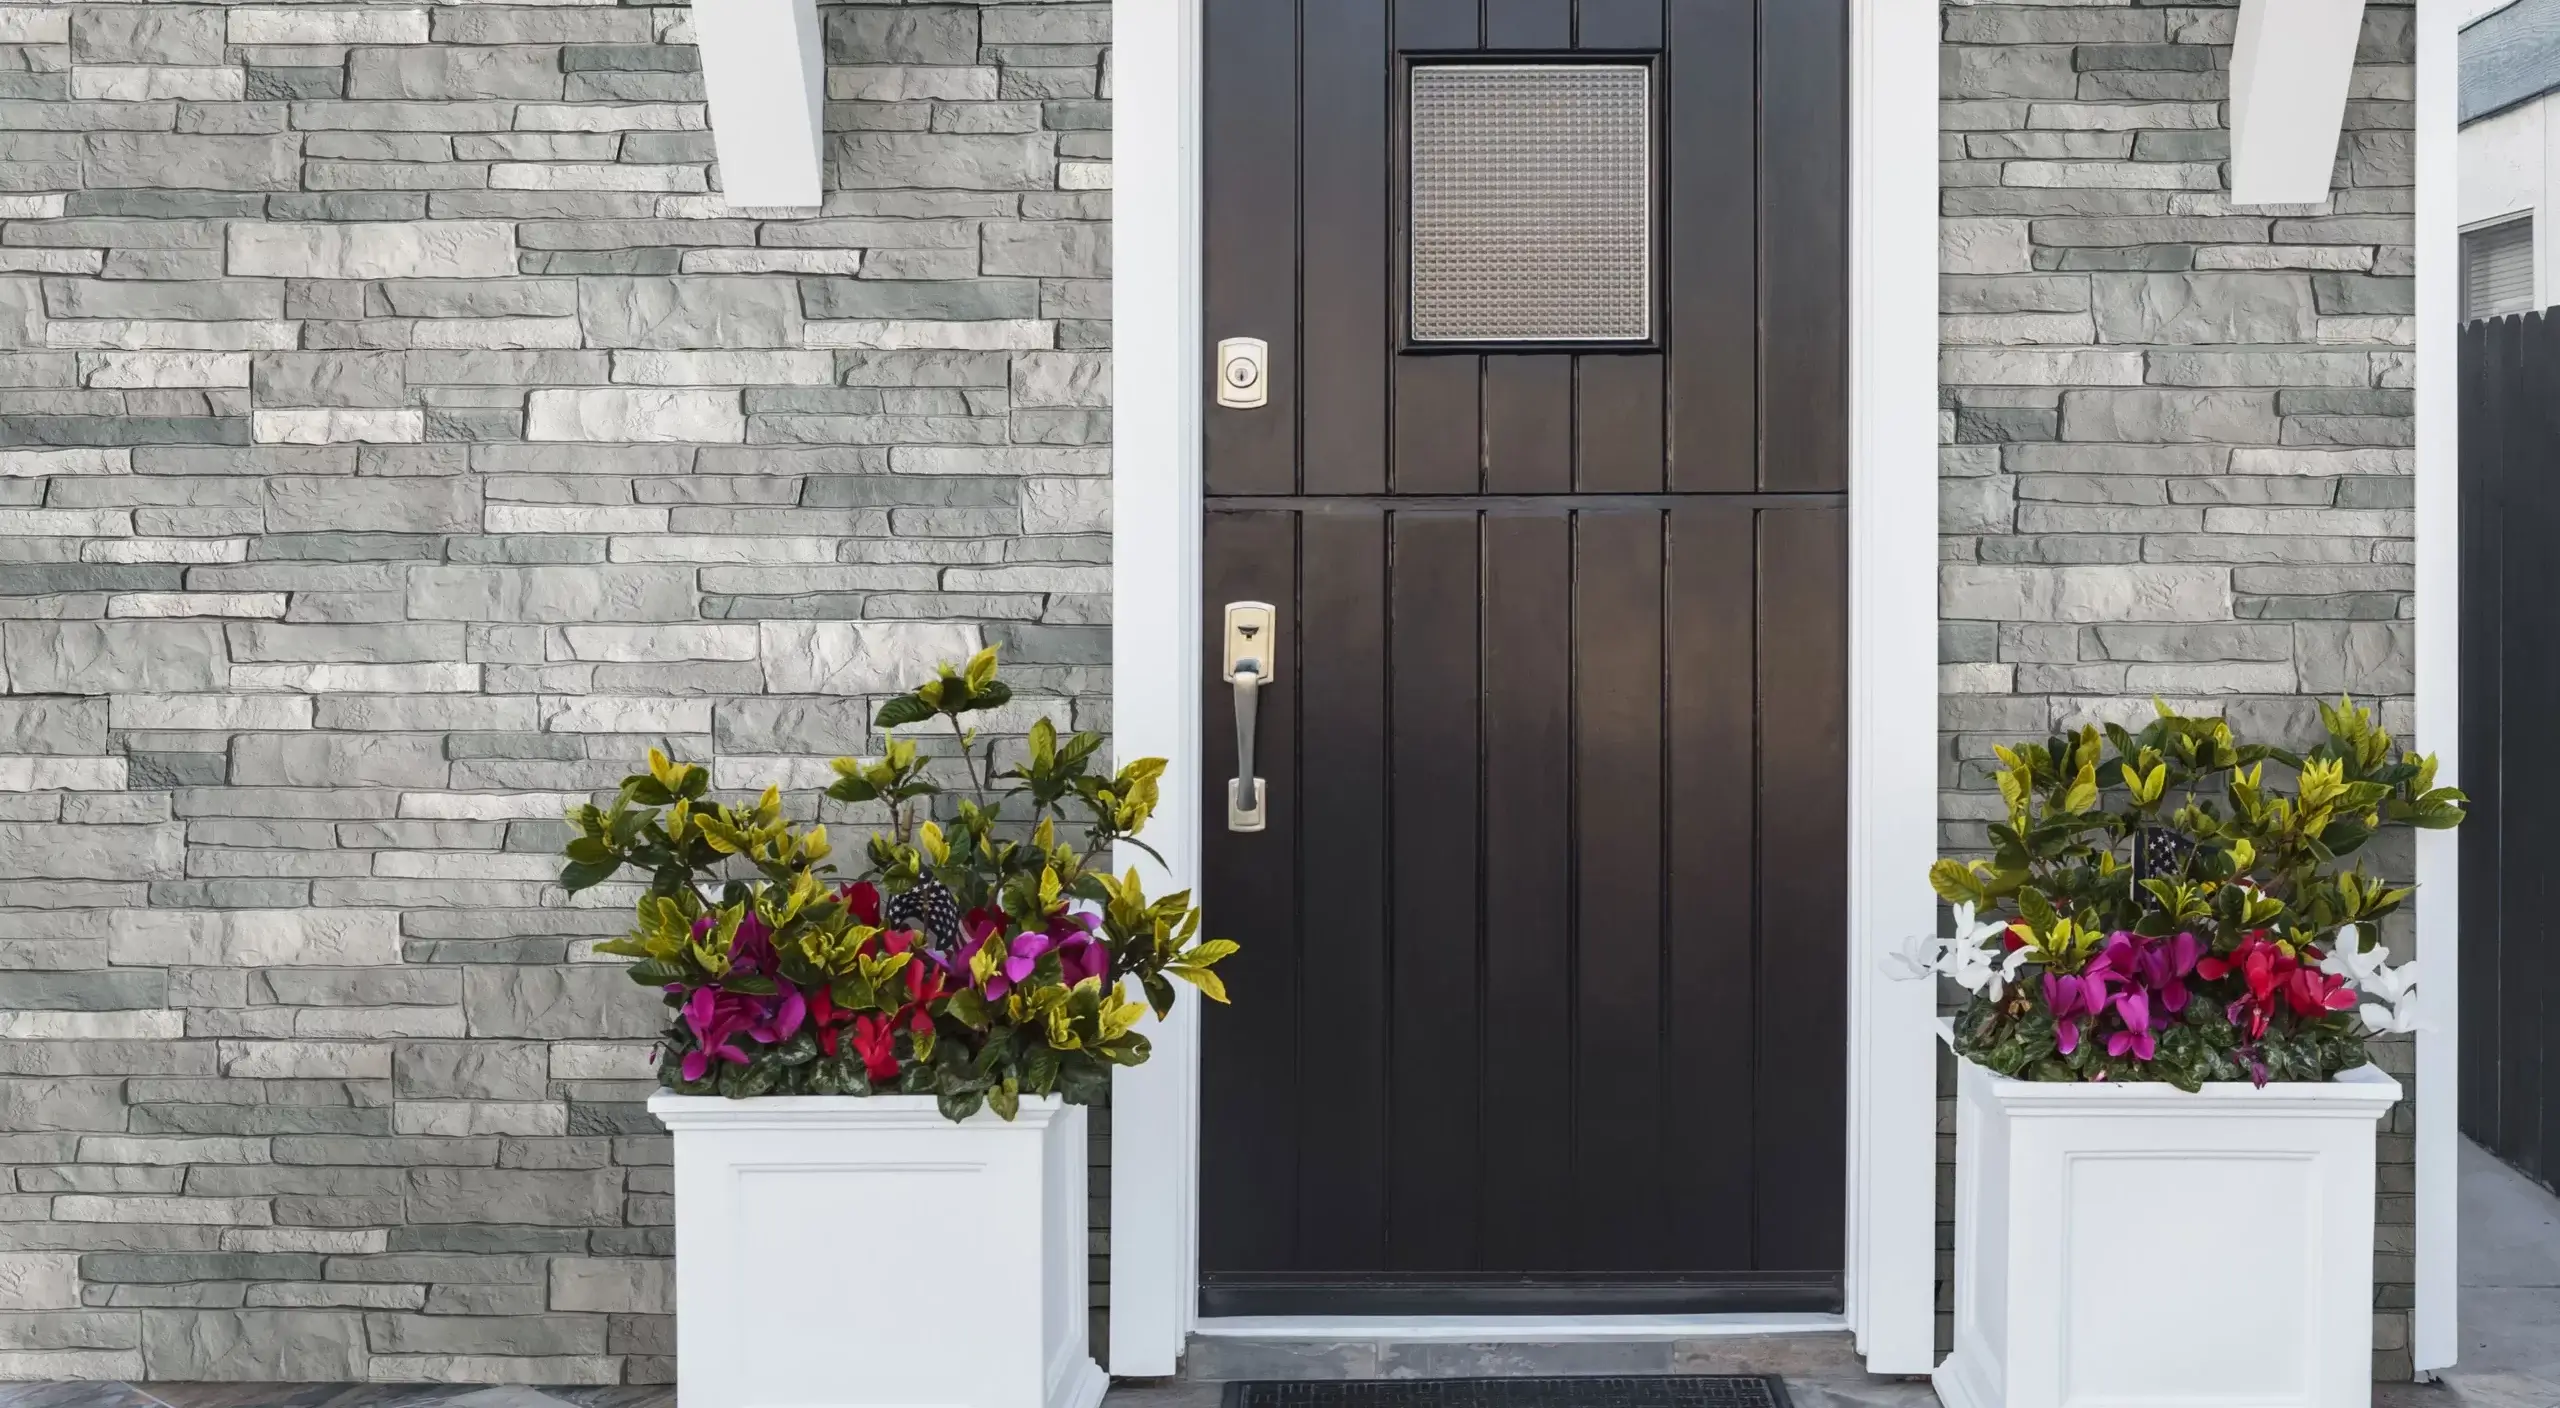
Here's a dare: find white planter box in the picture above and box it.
[1935,1057,2400,1408]
[652,1093,1109,1408]
[690,0,825,206]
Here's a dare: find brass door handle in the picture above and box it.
[1223,601,1274,832]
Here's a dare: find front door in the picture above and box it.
[1197,0,1849,1316]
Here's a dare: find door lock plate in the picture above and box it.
[1215,337,1269,409]
[1223,601,1275,680]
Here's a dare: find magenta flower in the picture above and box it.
[2044,972,2108,1056]
[2106,988,2155,1060]
[680,986,759,1081]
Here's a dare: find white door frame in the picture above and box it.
[2413,0,2460,1376]
[1106,0,1941,1376]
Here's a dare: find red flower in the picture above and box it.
[849,1013,901,1082]
[842,881,883,928]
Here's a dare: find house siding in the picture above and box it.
[0,0,1108,1384]
[1937,0,2419,1380]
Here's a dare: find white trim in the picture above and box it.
[2414,0,2462,1375]
[1107,0,1205,1379]
[2228,0,2373,206]
[1842,0,1944,1376]
[1192,1315,1849,1342]
[1105,0,1942,1376]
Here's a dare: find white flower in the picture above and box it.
[1883,933,1944,982]
[2325,925,2420,1035]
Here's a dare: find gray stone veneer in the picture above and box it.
[1938,0,2418,1380]
[0,0,1108,1384]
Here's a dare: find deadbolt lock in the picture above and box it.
[1215,337,1268,409]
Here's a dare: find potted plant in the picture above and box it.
[566,648,1233,1408]
[1903,700,2463,1408]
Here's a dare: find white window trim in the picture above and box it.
[1105,0,1939,1376]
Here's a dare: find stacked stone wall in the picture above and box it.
[1938,0,2418,1378]
[0,0,1109,1383]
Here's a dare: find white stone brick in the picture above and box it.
[556,623,757,662]
[229,8,429,44]
[605,535,837,563]
[0,250,103,274]
[0,9,70,43]
[253,408,425,445]
[230,662,482,693]
[541,695,712,734]
[111,694,315,730]
[55,1196,272,1226]
[398,791,583,820]
[71,66,246,101]
[1023,476,1109,534]
[2003,160,2220,190]
[0,1009,180,1040]
[0,194,66,219]
[0,508,129,536]
[611,350,837,384]
[1940,565,2233,624]
[392,1101,568,1137]
[76,1137,269,1165]
[247,1282,420,1309]
[80,352,251,388]
[108,909,405,967]
[1938,349,2145,386]
[2317,316,2415,345]
[84,538,250,564]
[0,1254,80,1312]
[526,387,745,442]
[2191,245,2374,272]
[408,317,583,350]
[713,755,840,790]
[548,1042,659,1080]
[491,163,709,192]
[759,620,982,694]
[108,593,290,619]
[0,1354,144,1381]
[372,851,561,880]
[228,222,517,279]
[0,449,128,477]
[678,249,864,275]
[218,1036,344,1075]
[827,66,998,101]
[806,319,1054,350]
[483,505,669,534]
[1058,161,1111,189]
[47,321,300,352]
[0,756,126,791]
[515,103,705,131]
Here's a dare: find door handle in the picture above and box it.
[1223,601,1275,832]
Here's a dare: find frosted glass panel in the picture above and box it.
[1409,64,1652,343]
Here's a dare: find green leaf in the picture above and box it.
[874,694,937,730]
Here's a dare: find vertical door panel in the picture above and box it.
[1664,503,1760,1270]
[1577,0,1665,50]
[1579,354,1667,492]
[1485,356,1575,494]
[1385,512,1484,1272]
[1397,0,1480,49]
[1487,0,1573,49]
[1303,0,1391,497]
[1760,0,1848,492]
[1294,512,1392,1269]
[1754,506,1849,1270]
[1571,510,1669,1270]
[1199,511,1303,1273]
[1479,513,1577,1273]
[1666,0,1758,492]
[1203,1,1298,496]
[1395,356,1484,494]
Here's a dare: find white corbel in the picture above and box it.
[691,0,827,208]
[2229,0,2373,205]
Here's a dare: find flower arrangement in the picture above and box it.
[1904,699,2463,1089]
[564,648,1235,1121]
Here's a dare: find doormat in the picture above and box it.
[1223,1377,1789,1408]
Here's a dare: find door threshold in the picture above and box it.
[1191,1313,1851,1342]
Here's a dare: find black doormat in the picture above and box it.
[1223,1378,1790,1408]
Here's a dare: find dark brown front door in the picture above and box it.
[1196,0,1849,1316]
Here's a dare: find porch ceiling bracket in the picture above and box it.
[2229,0,2372,206]
[692,0,827,209]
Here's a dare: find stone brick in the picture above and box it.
[227,223,518,280]
[140,1308,367,1379]
[575,277,802,349]
[524,388,744,443]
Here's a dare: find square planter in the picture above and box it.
[651,1092,1109,1408]
[1934,1056,2400,1408]
[690,0,826,206]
